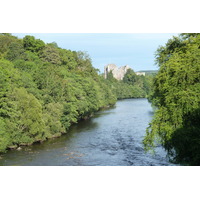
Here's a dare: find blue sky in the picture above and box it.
[13,33,178,73]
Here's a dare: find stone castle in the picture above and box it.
[104,64,146,80]
[104,64,131,80]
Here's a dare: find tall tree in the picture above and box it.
[144,34,200,165]
[23,35,45,53]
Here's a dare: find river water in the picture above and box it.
[0,99,176,166]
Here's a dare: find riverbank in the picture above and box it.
[4,99,143,153]
[0,99,175,166]
[2,103,116,153]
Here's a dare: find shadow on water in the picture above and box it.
[28,117,99,150]
[148,110,154,116]
[0,117,100,166]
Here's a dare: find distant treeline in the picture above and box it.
[105,69,154,99]
[144,33,200,165]
[0,33,152,152]
[137,70,158,75]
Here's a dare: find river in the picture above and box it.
[0,99,176,166]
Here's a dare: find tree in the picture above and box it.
[9,88,46,144]
[123,69,138,85]
[40,44,61,65]
[0,117,9,152]
[58,48,77,69]
[0,34,17,58]
[0,59,21,118]
[144,34,200,165]
[6,41,25,61]
[43,102,64,138]
[0,33,150,153]
[23,35,45,53]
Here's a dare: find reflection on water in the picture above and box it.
[0,99,176,166]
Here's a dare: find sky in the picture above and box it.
[13,33,178,73]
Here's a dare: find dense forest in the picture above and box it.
[0,33,151,153]
[105,68,153,99]
[143,33,200,165]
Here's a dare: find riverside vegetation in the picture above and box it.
[0,33,152,153]
[144,33,200,165]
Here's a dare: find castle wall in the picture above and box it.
[104,64,130,80]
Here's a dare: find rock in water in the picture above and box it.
[17,147,22,151]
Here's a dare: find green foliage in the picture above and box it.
[0,34,152,153]
[8,88,46,144]
[6,40,25,61]
[123,69,138,85]
[104,68,153,99]
[144,34,200,165]
[23,35,45,53]
[43,102,64,138]
[40,44,62,65]
[0,34,121,153]
[0,59,21,118]
[0,34,18,59]
[0,117,10,152]
[58,48,77,69]
[47,42,59,48]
